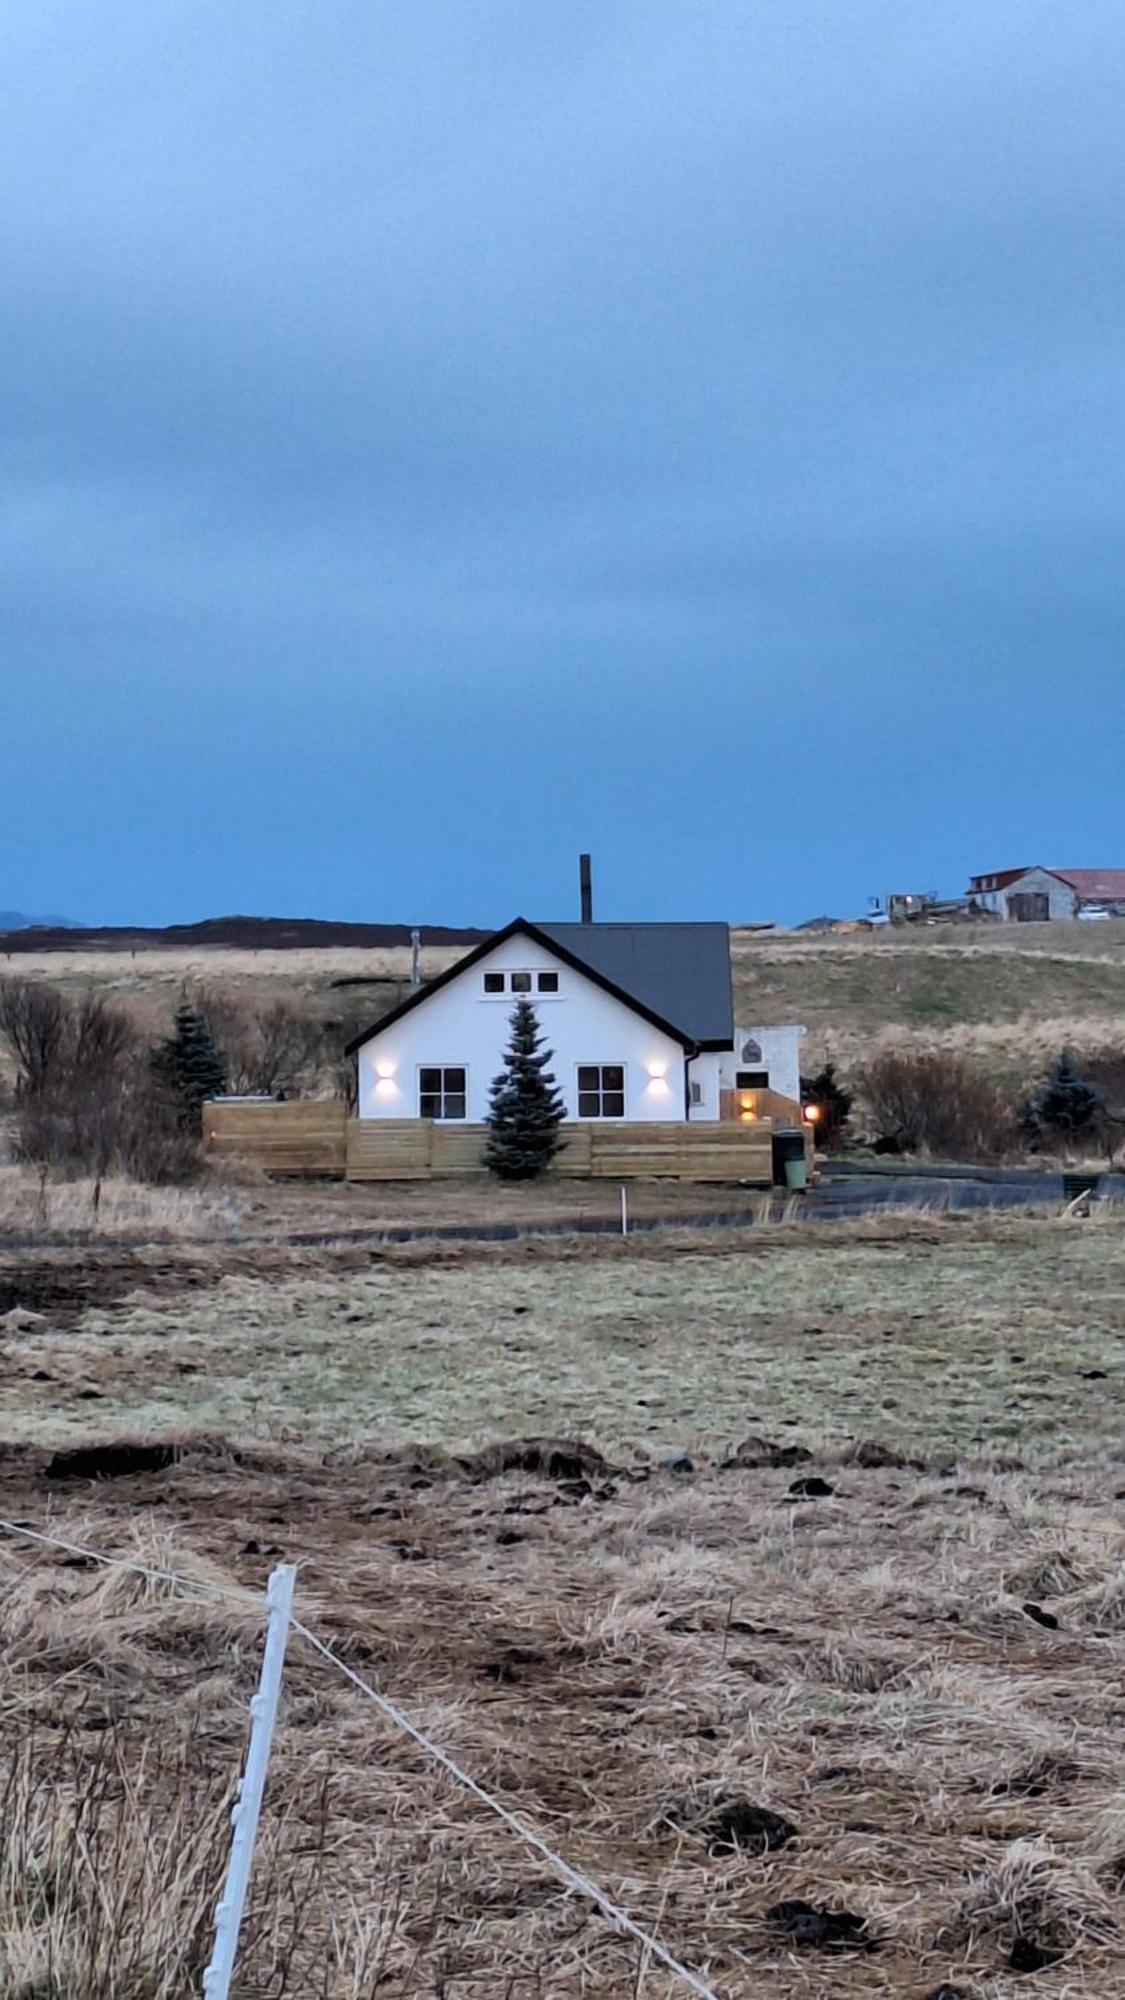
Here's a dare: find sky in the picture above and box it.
[4,3,1125,928]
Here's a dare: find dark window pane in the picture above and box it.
[511,971,531,992]
[443,1094,466,1120]
[483,972,504,993]
[602,1066,625,1091]
[603,1092,625,1118]
[578,1092,600,1118]
[419,1094,439,1119]
[577,1066,600,1091]
[419,1068,441,1093]
[537,971,559,992]
[736,1070,769,1089]
[444,1068,466,1090]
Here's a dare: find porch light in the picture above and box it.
[375,1057,397,1079]
[646,1059,668,1079]
[804,1102,821,1124]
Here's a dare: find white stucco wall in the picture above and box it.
[356,932,691,1122]
[721,1025,805,1104]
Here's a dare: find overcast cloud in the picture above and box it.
[4,3,1124,924]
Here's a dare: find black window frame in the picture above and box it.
[736,1069,769,1090]
[576,1063,626,1119]
[418,1064,468,1120]
[482,971,505,994]
[536,970,559,993]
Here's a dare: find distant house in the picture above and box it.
[346,916,804,1124]
[967,867,1125,921]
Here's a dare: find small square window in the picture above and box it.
[483,972,505,994]
[576,1064,626,1118]
[419,1065,467,1119]
[537,971,559,993]
[511,971,532,992]
[689,1080,702,1105]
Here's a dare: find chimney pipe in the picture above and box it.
[410,928,421,989]
[579,854,593,924]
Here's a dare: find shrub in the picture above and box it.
[0,979,200,1183]
[203,992,325,1097]
[857,1047,1018,1160]
[1023,1049,1103,1148]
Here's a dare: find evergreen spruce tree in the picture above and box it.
[484,998,566,1180]
[151,997,228,1133]
[1024,1048,1102,1144]
[799,1060,853,1151]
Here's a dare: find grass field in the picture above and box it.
[6,921,1125,1072]
[4,1213,1125,1994]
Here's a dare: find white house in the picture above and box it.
[347,917,806,1126]
[967,867,1125,921]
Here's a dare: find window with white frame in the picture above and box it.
[481,969,561,995]
[577,1064,625,1118]
[419,1066,467,1119]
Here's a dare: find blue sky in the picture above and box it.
[4,3,1124,926]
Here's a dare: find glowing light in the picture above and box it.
[739,1108,756,1123]
[375,1058,397,1079]
[804,1102,822,1123]
[646,1059,668,1079]
[375,1077,399,1099]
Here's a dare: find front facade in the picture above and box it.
[968,867,1125,921]
[354,928,690,1123]
[348,916,804,1128]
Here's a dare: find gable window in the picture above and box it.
[740,1036,763,1063]
[482,972,505,994]
[510,971,532,992]
[419,1066,467,1120]
[537,971,559,993]
[577,1064,625,1118]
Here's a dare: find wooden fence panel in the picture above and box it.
[347,1120,432,1180]
[202,1100,347,1176]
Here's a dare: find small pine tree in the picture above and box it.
[800,1060,853,1151]
[485,998,566,1180]
[151,997,228,1133]
[1024,1048,1102,1144]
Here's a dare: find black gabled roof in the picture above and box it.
[344,917,734,1055]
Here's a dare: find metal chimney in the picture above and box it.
[410,928,421,988]
[579,854,593,923]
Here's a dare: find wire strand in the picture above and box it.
[0,1515,722,2000]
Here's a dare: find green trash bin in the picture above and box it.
[773,1128,808,1193]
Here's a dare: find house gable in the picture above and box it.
[345,917,702,1056]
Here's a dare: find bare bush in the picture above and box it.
[0,979,69,1096]
[203,992,325,1097]
[0,981,199,1183]
[857,1047,1019,1160]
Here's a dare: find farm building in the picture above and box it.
[346,915,804,1126]
[967,866,1125,921]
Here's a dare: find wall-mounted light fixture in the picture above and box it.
[375,1057,397,1079]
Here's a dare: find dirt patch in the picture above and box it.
[44,1442,179,1481]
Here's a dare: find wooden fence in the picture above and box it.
[203,1100,347,1176]
[204,1102,779,1184]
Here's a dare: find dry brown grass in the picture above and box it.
[0,1166,238,1244]
[4,1215,1125,1992]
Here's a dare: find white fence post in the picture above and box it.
[202,1563,296,2000]
[620,1184,628,1236]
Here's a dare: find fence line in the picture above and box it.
[0,1516,723,2000]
